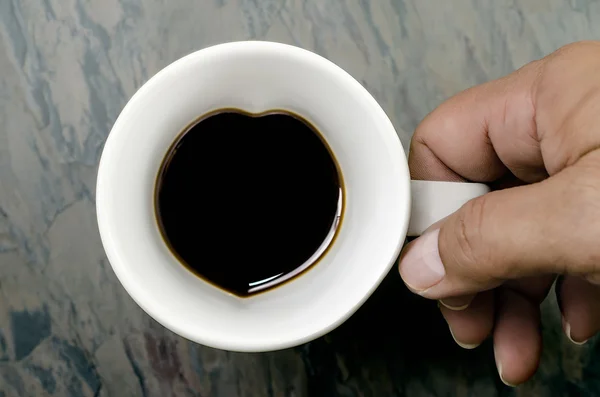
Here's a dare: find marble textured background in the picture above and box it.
[1,0,600,396]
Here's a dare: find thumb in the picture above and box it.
[398,162,600,299]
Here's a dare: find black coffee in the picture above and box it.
[156,110,343,297]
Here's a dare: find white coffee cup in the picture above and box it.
[96,41,489,352]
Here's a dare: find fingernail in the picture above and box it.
[562,316,588,345]
[439,296,473,311]
[440,299,469,311]
[494,347,516,387]
[398,229,445,293]
[497,362,516,387]
[447,325,479,349]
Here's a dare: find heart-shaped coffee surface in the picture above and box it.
[155,110,343,297]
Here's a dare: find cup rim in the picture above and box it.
[96,41,410,352]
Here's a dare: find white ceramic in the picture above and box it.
[96,41,489,352]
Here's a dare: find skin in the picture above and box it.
[398,41,600,386]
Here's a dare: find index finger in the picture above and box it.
[409,61,547,184]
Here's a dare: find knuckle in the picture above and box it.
[566,167,600,220]
[552,162,600,272]
[449,194,509,282]
[566,170,600,267]
[452,196,488,271]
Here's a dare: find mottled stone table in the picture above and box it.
[1,1,600,396]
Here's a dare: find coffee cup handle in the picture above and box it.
[407,180,490,237]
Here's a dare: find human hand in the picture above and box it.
[398,41,600,386]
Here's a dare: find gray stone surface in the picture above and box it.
[1,0,600,395]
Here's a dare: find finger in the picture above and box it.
[412,42,600,185]
[493,289,541,386]
[409,59,547,184]
[439,294,475,311]
[557,275,600,344]
[533,41,600,175]
[439,291,493,349]
[398,154,600,299]
[504,275,555,303]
